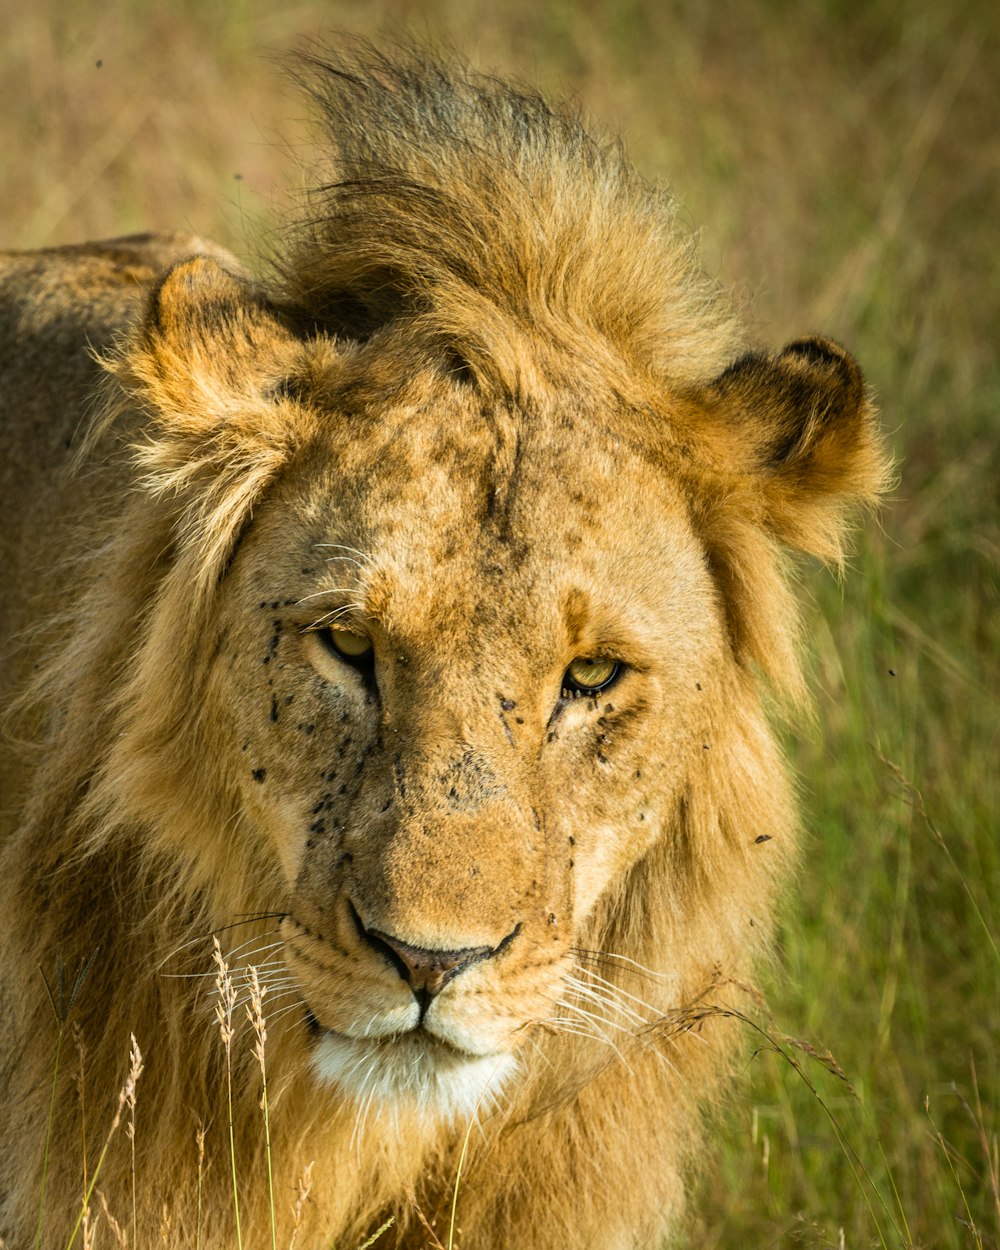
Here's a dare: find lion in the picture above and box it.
[0,45,887,1250]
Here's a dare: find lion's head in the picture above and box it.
[0,45,888,1250]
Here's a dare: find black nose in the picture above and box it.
[349,903,519,999]
[364,926,492,997]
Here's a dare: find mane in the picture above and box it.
[275,41,743,392]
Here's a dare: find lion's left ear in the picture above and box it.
[108,255,318,596]
[127,254,304,427]
[707,336,889,562]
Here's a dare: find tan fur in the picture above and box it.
[0,46,888,1249]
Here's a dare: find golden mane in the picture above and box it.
[276,43,744,389]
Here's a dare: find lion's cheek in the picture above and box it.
[569,813,664,928]
[244,793,312,886]
[570,827,629,926]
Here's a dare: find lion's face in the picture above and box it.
[117,255,879,1124]
[210,361,726,1114]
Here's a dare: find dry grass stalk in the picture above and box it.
[403,1187,446,1250]
[355,1217,395,1250]
[879,752,1000,965]
[124,1035,144,1250]
[34,950,97,1250]
[65,1034,144,1250]
[965,1061,1000,1231]
[246,965,277,1250]
[194,1121,207,1250]
[926,1094,983,1250]
[212,938,243,1250]
[80,1202,98,1250]
[287,1161,314,1250]
[73,1025,90,1213]
[98,1191,129,1248]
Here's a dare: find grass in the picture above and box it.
[212,940,244,1250]
[2,0,997,1244]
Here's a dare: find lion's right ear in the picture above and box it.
[125,255,303,428]
[112,254,322,491]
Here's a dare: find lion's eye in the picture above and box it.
[325,628,373,660]
[563,657,621,696]
[306,624,378,697]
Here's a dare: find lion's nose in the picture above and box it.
[349,902,519,1001]
[367,928,491,997]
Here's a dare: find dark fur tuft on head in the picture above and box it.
[272,40,742,392]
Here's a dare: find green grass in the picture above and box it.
[3,0,997,1244]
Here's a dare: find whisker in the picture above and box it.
[568,967,666,1021]
[247,964,295,980]
[265,1003,311,1027]
[156,917,282,972]
[161,971,223,981]
[293,585,359,605]
[564,992,646,1032]
[570,947,669,983]
[239,951,289,972]
[313,543,371,563]
[556,1003,627,1060]
[225,936,285,962]
[254,981,303,999]
[563,977,649,1026]
[559,1000,632,1037]
[313,544,363,553]
[545,1019,616,1047]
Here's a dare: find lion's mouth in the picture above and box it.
[309,1022,517,1119]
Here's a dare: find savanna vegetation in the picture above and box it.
[1,0,996,1245]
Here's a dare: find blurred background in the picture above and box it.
[2,0,997,1245]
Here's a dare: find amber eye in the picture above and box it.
[563,657,621,696]
[326,628,373,660]
[307,624,378,695]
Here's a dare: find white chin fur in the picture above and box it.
[313,1030,516,1121]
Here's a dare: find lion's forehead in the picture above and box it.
[294,391,701,602]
